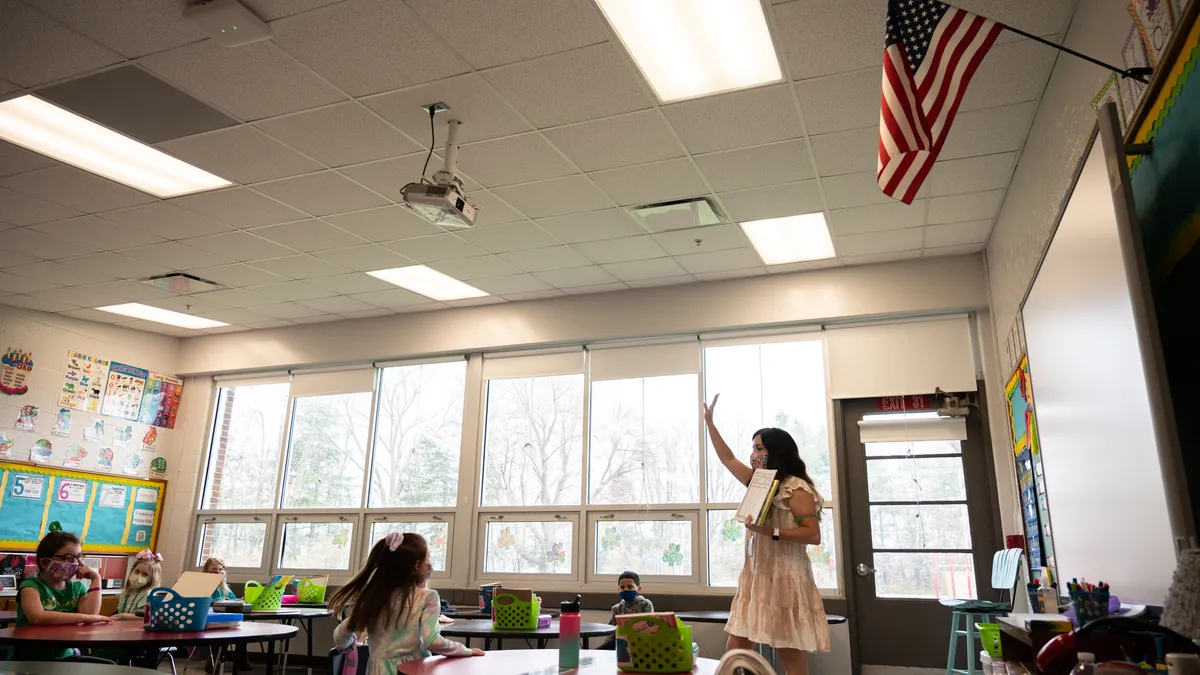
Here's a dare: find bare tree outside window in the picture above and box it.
[279,522,354,569]
[282,393,372,509]
[593,520,692,577]
[483,521,573,575]
[198,522,267,568]
[203,383,290,509]
[370,522,451,571]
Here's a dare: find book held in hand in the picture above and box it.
[736,469,780,527]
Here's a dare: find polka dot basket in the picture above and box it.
[145,587,213,632]
[616,615,694,673]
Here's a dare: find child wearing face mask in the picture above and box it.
[17,525,114,661]
[113,549,162,619]
[599,570,654,650]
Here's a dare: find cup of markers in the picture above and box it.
[1068,579,1110,626]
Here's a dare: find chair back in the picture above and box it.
[990,548,1024,593]
[328,645,369,675]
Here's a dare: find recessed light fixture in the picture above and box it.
[96,303,228,330]
[366,266,488,302]
[595,0,783,103]
[0,95,232,198]
[740,213,836,265]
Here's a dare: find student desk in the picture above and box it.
[215,606,333,675]
[397,649,720,674]
[0,611,14,627]
[443,606,560,620]
[438,619,615,650]
[0,662,159,674]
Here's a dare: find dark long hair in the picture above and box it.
[36,530,80,570]
[329,533,428,633]
[753,427,814,487]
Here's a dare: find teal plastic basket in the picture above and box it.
[145,587,212,632]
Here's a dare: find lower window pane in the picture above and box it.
[706,510,745,588]
[873,552,977,599]
[869,504,972,549]
[279,522,354,570]
[197,522,267,568]
[370,522,450,571]
[594,520,693,577]
[484,521,573,575]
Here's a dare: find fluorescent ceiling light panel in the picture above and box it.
[740,213,836,265]
[0,95,232,198]
[595,0,783,102]
[366,265,489,302]
[96,303,228,329]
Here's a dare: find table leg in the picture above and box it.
[307,617,314,675]
[232,645,243,675]
[538,638,547,649]
[138,648,157,669]
[268,639,276,675]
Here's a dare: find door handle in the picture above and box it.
[856,563,876,577]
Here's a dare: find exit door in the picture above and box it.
[842,397,1000,668]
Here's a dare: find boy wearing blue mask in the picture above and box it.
[599,570,654,650]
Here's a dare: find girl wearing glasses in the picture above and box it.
[16,525,112,660]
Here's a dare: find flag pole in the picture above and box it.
[1003,25,1152,83]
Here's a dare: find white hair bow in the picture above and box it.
[385,531,404,552]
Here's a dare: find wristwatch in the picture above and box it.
[772,528,780,541]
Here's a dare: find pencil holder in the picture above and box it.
[298,577,327,604]
[242,580,263,604]
[1070,590,1110,626]
[491,590,540,630]
[145,587,212,632]
[616,615,694,673]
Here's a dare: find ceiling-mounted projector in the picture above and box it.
[401,116,478,229]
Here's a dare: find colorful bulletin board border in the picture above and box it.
[0,459,165,554]
[1005,355,1054,571]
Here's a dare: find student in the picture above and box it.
[599,570,655,650]
[330,532,484,674]
[202,557,237,601]
[113,549,162,619]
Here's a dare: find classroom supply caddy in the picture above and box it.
[491,589,540,630]
[242,580,263,605]
[616,614,694,673]
[977,623,1003,659]
[297,576,328,604]
[145,587,212,632]
[251,576,292,611]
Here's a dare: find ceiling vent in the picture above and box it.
[140,273,223,295]
[628,197,725,234]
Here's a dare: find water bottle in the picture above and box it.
[558,594,582,669]
[1072,652,1096,675]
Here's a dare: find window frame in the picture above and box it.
[364,513,455,581]
[585,510,701,586]
[474,512,582,583]
[274,513,362,579]
[192,514,274,579]
[279,384,377,512]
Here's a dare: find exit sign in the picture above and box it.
[876,394,935,411]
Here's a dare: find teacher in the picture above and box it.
[703,394,830,675]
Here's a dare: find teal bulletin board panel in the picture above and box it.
[0,460,166,554]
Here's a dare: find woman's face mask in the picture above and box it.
[749,448,768,469]
[129,572,151,588]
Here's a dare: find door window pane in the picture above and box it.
[874,552,977,599]
[282,393,372,509]
[370,362,465,508]
[197,522,267,568]
[481,376,584,507]
[279,522,354,570]
[869,504,972,550]
[203,383,290,509]
[706,509,745,588]
[810,508,838,590]
[370,521,450,571]
[483,521,573,575]
[704,341,831,503]
[594,520,693,577]
[865,440,962,457]
[589,375,700,504]
[866,457,967,502]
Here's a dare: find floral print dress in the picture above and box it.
[333,588,471,675]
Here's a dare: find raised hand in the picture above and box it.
[702,394,720,424]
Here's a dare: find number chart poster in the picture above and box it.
[0,460,165,553]
[101,363,148,421]
[138,373,184,429]
[58,351,110,413]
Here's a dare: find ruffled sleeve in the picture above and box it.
[774,476,822,511]
[420,590,472,657]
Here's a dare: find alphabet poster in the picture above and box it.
[138,372,183,429]
[101,362,148,421]
[59,351,110,413]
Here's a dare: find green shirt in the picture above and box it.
[16,576,89,659]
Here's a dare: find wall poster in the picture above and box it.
[101,363,148,421]
[59,351,110,413]
[1005,354,1056,574]
[138,372,183,429]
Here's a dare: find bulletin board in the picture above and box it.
[1004,356,1055,574]
[0,460,165,554]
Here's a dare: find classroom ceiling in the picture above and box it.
[0,0,1075,335]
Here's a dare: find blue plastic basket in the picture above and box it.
[145,587,212,632]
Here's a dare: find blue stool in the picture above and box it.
[942,548,1023,675]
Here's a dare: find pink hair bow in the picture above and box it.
[136,549,163,562]
[385,531,404,552]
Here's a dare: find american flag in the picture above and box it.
[878,0,1003,203]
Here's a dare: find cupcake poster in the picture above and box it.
[101,362,148,421]
[58,350,109,413]
[0,347,33,396]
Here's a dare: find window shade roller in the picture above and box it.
[589,341,700,381]
[212,374,290,388]
[482,349,584,379]
[290,367,375,397]
[826,316,977,399]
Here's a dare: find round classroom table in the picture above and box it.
[442,606,560,620]
[0,621,297,674]
[1,662,158,675]
[220,607,334,675]
[0,611,15,627]
[438,619,614,650]
[675,610,848,625]
[398,649,720,675]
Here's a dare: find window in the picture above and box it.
[482,519,575,575]
[278,520,355,570]
[592,516,695,579]
[369,520,451,572]
[196,520,268,569]
[202,382,290,509]
[706,507,838,590]
[282,392,373,509]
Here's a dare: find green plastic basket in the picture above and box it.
[976,623,1003,659]
[491,591,540,630]
[617,615,694,673]
[252,578,290,611]
[242,580,263,604]
[297,577,327,604]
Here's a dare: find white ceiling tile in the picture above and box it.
[601,257,685,282]
[928,153,1018,197]
[251,219,368,252]
[940,102,1038,161]
[64,253,171,280]
[339,154,427,201]
[305,272,395,295]
[119,241,233,270]
[766,258,842,274]
[428,256,523,281]
[0,1,122,87]
[483,44,652,128]
[662,85,803,154]
[561,282,628,295]
[1,166,156,213]
[843,250,923,266]
[32,0,205,58]
[187,288,276,309]
[537,208,643,243]
[382,234,487,263]
[4,260,115,286]
[693,139,815,192]
[960,36,1058,112]
[79,279,174,302]
[820,172,896,209]
[32,215,163,250]
[256,102,422,167]
[718,181,824,223]
[3,227,98,260]
[271,0,469,97]
[0,186,81,226]
[251,281,337,302]
[289,314,345,324]
[954,0,1074,36]
[311,244,416,272]
[927,189,1006,225]
[589,159,708,207]
[543,110,686,172]
[465,191,526,227]
[296,295,378,314]
[248,254,349,279]
[242,0,343,21]
[836,228,924,257]
[362,74,535,147]
[458,221,559,254]
[0,78,16,95]
[795,68,880,135]
[0,141,57,178]
[693,267,767,282]
[501,289,565,301]
[457,133,577,188]
[652,224,750,256]
[625,275,692,289]
[471,273,552,295]
[499,245,592,273]
[183,263,286,288]
[924,220,994,248]
[828,200,926,236]
[252,302,331,319]
[491,175,614,219]
[809,127,877,177]
[774,0,881,81]
[0,294,79,312]
[180,231,298,262]
[0,251,42,269]
[199,307,274,325]
[675,247,765,274]
[443,295,506,308]
[158,126,322,184]
[534,265,618,288]
[338,308,395,319]
[140,39,345,121]
[171,187,307,229]
[0,271,60,294]
[349,288,431,308]
[100,201,233,239]
[924,243,984,257]
[574,235,667,264]
[245,319,297,329]
[323,205,443,242]
[254,172,390,217]
[27,286,119,308]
